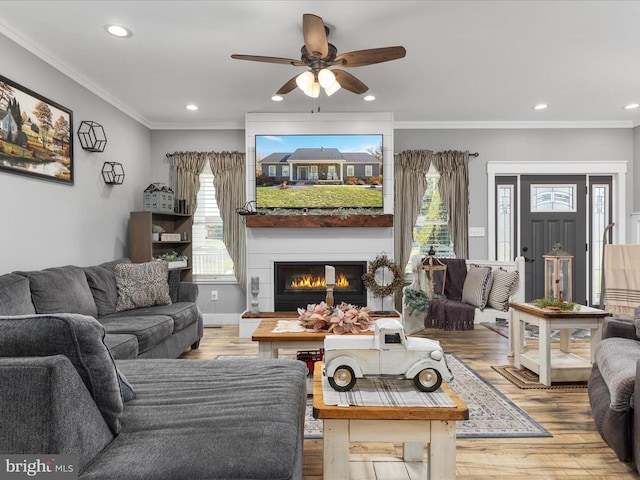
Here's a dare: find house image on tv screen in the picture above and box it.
[257,147,381,184]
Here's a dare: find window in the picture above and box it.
[496,184,515,261]
[365,165,373,177]
[591,182,611,305]
[346,165,354,177]
[409,170,453,269]
[282,165,289,177]
[268,165,276,177]
[192,163,235,280]
[530,184,576,212]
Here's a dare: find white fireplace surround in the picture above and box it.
[245,112,395,312]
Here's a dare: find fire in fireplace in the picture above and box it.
[274,261,368,311]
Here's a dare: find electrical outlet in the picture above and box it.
[210,290,218,301]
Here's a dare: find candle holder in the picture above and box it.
[250,276,260,314]
[325,284,335,307]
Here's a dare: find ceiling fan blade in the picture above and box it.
[276,75,299,95]
[231,54,305,67]
[333,69,368,94]
[334,46,406,67]
[303,13,328,59]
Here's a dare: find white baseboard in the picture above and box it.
[203,313,240,326]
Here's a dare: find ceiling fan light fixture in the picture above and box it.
[309,82,321,98]
[317,68,336,88]
[324,81,341,96]
[296,71,314,91]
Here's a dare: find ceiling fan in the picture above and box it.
[231,13,406,97]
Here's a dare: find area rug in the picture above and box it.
[481,318,590,341]
[491,364,588,391]
[215,354,550,439]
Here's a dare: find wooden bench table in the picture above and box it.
[312,362,468,479]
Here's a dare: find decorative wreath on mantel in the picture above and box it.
[361,253,405,298]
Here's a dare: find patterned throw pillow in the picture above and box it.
[461,265,493,309]
[114,261,172,312]
[487,268,520,311]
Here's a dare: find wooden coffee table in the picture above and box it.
[312,362,468,480]
[252,319,374,359]
[510,302,609,386]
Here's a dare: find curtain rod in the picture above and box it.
[394,151,479,157]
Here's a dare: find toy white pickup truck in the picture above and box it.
[323,317,453,392]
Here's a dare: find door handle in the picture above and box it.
[521,247,534,263]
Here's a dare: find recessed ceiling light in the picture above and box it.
[105,24,132,38]
[271,95,284,102]
[533,104,548,110]
[363,95,376,102]
[624,103,640,110]
[185,104,199,111]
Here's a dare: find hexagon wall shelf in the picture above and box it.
[102,162,125,185]
[78,121,107,152]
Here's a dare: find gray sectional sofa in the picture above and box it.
[589,311,640,473]
[1,258,203,359]
[0,260,308,479]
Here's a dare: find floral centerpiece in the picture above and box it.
[297,301,372,334]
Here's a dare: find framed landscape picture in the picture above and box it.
[0,74,73,184]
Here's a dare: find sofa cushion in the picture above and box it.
[104,334,139,360]
[0,273,36,315]
[0,314,123,434]
[594,336,640,411]
[462,265,493,309]
[14,266,98,317]
[80,358,307,480]
[99,316,174,354]
[487,268,520,311]
[84,265,119,316]
[114,261,172,312]
[103,302,199,333]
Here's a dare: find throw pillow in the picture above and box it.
[462,265,493,309]
[0,313,123,434]
[487,268,520,311]
[114,261,172,312]
[0,273,36,315]
[14,266,98,317]
[84,258,132,317]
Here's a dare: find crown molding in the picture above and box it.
[393,120,635,129]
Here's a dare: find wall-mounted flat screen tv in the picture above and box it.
[255,134,384,211]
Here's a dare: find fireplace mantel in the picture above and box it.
[245,214,393,228]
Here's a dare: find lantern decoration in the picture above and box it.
[417,246,447,300]
[543,243,573,302]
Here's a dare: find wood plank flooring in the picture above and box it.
[180,325,639,479]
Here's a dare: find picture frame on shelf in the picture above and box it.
[0,74,73,184]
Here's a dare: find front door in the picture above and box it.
[297,166,308,181]
[520,175,587,304]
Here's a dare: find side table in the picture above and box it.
[510,302,608,386]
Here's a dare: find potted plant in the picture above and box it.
[158,251,187,269]
[403,288,432,317]
[152,224,165,242]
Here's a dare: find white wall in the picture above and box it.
[0,34,151,272]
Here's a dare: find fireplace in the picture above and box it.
[274,261,368,311]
